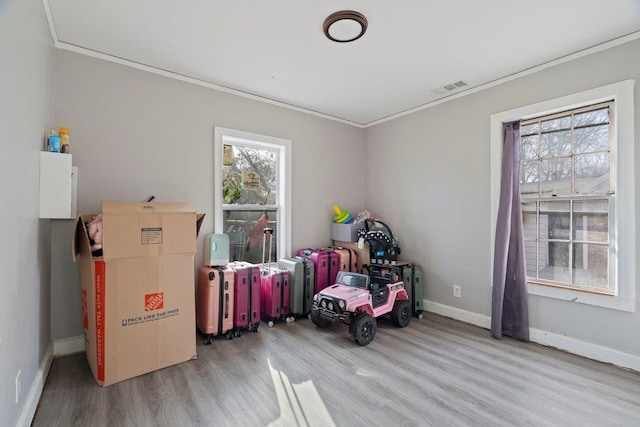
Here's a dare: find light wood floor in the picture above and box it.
[33,313,640,427]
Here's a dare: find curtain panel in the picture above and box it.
[491,121,529,341]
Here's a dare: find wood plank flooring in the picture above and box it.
[32,313,640,427]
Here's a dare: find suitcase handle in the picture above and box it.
[262,228,274,275]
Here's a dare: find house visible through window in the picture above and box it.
[214,128,291,265]
[519,102,614,294]
[490,80,634,312]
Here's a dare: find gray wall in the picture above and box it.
[50,49,367,341]
[0,0,54,425]
[3,5,638,424]
[365,37,640,357]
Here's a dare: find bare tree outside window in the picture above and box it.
[222,143,280,264]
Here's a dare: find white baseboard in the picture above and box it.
[528,328,640,373]
[16,342,53,427]
[53,335,85,357]
[424,300,640,373]
[425,300,492,329]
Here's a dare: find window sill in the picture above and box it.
[528,282,636,313]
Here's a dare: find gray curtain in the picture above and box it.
[491,121,529,341]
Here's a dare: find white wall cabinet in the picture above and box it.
[39,152,78,219]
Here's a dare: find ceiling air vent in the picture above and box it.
[431,80,468,95]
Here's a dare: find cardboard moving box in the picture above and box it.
[73,201,204,386]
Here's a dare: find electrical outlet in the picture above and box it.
[453,285,462,298]
[15,370,21,404]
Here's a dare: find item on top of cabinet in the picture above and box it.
[59,127,70,153]
[45,128,56,151]
[49,134,61,153]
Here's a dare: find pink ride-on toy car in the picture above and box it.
[310,270,411,345]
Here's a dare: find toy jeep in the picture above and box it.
[310,270,411,345]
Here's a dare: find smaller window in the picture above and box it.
[214,128,291,264]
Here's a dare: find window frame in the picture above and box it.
[520,102,614,294]
[214,127,292,261]
[490,80,636,312]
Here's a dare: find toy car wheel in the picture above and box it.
[391,299,411,328]
[311,309,331,328]
[350,313,377,346]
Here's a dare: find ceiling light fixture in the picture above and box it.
[323,10,368,43]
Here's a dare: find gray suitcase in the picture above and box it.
[402,264,424,319]
[278,256,315,318]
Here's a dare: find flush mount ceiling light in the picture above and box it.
[323,10,368,43]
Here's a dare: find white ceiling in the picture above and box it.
[44,1,640,127]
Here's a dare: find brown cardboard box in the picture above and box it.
[73,201,204,386]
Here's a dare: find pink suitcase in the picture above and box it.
[296,248,340,293]
[260,267,291,327]
[260,228,292,327]
[196,266,235,344]
[326,246,357,272]
[228,261,261,334]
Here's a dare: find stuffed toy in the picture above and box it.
[86,214,103,257]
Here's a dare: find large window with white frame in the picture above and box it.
[519,102,614,294]
[490,80,635,312]
[214,127,291,264]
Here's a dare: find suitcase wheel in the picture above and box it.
[416,311,423,320]
[225,331,234,340]
[285,316,295,323]
[267,320,275,328]
[251,324,259,333]
[204,334,214,345]
[233,329,242,338]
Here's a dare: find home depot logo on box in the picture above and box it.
[145,292,164,311]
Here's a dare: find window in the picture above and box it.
[520,103,613,294]
[490,80,635,312]
[214,127,291,264]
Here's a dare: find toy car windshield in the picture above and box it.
[336,271,369,289]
